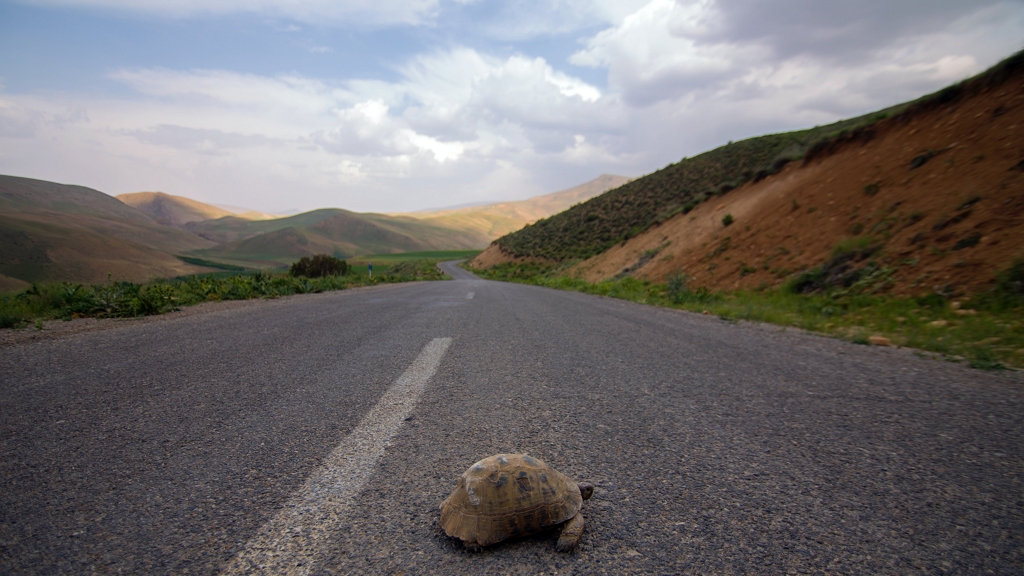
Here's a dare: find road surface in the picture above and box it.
[1,261,1022,574]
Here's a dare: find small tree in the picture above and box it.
[290,254,348,278]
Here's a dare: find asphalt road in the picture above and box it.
[1,261,1022,574]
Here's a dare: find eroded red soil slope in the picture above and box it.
[573,73,1024,296]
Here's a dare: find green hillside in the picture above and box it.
[495,114,897,262]
[190,210,491,267]
[183,209,343,244]
[493,51,1024,262]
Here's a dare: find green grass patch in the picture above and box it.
[0,259,448,328]
[175,255,247,271]
[349,250,481,263]
[467,262,1024,371]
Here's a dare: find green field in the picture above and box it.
[175,255,248,271]
[349,250,481,263]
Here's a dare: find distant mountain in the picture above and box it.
[189,209,491,267]
[412,200,494,212]
[397,174,631,239]
[0,172,635,288]
[0,176,217,287]
[118,191,276,225]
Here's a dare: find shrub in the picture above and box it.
[665,273,717,305]
[1000,259,1024,294]
[290,254,348,278]
[722,214,734,227]
[0,295,27,329]
[910,151,934,169]
[788,237,884,294]
[951,234,981,251]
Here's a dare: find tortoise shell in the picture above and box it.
[440,453,583,547]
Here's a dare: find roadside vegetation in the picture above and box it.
[0,254,448,329]
[349,250,480,264]
[466,259,1024,371]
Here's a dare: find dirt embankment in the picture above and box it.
[469,243,541,269]
[572,74,1024,296]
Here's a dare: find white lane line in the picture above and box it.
[466,292,475,299]
[224,337,452,576]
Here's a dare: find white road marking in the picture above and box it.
[224,337,452,575]
[466,292,475,299]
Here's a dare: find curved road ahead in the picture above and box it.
[1,262,1022,574]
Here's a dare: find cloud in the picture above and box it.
[0,100,44,138]
[128,125,277,154]
[463,0,654,40]
[14,0,441,26]
[109,68,340,113]
[0,93,89,138]
[0,47,618,210]
[707,0,1017,62]
[2,0,1023,213]
[572,0,1024,110]
[571,0,754,106]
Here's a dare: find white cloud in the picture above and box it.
[571,0,1024,115]
[1,1,1022,213]
[458,0,649,40]
[109,69,340,113]
[572,0,756,106]
[0,47,617,211]
[14,0,441,25]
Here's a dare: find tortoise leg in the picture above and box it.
[555,513,585,552]
[577,482,594,500]
[463,541,483,552]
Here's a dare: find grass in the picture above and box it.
[0,259,447,328]
[175,255,248,271]
[467,261,1024,371]
[349,250,481,263]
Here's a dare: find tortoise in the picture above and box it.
[440,453,594,552]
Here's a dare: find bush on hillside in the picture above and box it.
[289,254,348,278]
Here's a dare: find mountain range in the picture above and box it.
[0,174,628,290]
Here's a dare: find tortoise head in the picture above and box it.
[577,482,594,500]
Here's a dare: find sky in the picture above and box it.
[1,1,1022,213]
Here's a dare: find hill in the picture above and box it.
[180,176,628,267]
[188,209,491,267]
[117,191,236,226]
[118,192,279,226]
[400,174,630,239]
[483,108,916,263]
[473,52,1024,296]
[0,176,217,287]
[0,170,624,287]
